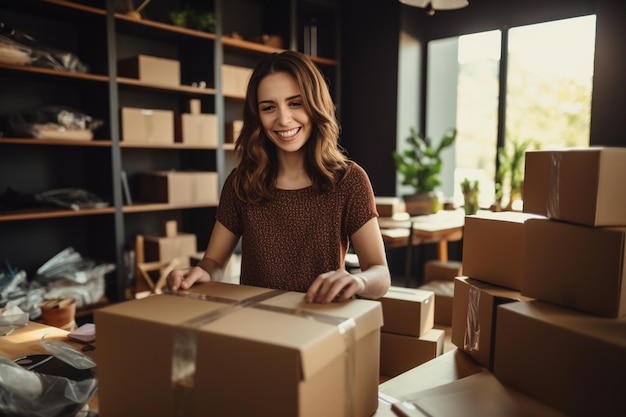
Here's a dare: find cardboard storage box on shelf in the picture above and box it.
[451,276,532,370]
[523,147,626,226]
[138,171,218,205]
[379,327,444,378]
[375,197,406,217]
[379,286,434,337]
[222,64,253,97]
[522,217,626,317]
[418,280,454,326]
[95,281,383,417]
[493,300,626,417]
[462,211,545,291]
[177,99,218,146]
[178,113,218,146]
[225,120,243,144]
[121,107,174,144]
[143,233,196,266]
[117,54,180,87]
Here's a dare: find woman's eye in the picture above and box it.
[260,105,275,112]
[289,101,303,108]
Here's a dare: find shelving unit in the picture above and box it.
[0,0,339,303]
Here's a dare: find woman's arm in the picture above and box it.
[167,221,240,291]
[305,217,391,303]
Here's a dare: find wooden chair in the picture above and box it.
[134,235,186,297]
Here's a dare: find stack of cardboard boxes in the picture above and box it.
[378,286,444,377]
[448,147,626,416]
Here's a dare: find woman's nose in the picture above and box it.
[277,106,292,124]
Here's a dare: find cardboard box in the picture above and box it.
[379,328,444,378]
[419,280,454,326]
[121,107,174,144]
[451,276,531,370]
[225,120,243,144]
[462,211,545,291]
[392,371,565,417]
[375,197,406,218]
[95,281,383,417]
[379,286,434,337]
[522,217,626,317]
[493,300,626,417]
[177,113,218,146]
[523,147,626,226]
[222,64,253,97]
[143,233,197,265]
[423,259,462,283]
[138,171,218,205]
[118,54,180,86]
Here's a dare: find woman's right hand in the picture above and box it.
[167,266,211,291]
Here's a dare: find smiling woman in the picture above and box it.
[166,50,392,305]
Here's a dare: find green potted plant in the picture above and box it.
[393,127,457,215]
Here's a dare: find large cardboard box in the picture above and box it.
[523,217,626,317]
[121,107,175,144]
[95,281,383,417]
[138,171,218,205]
[523,147,626,226]
[177,113,218,146]
[451,276,531,370]
[118,54,180,86]
[418,280,454,326]
[379,286,434,337]
[379,328,444,378]
[222,64,253,97]
[462,211,544,291]
[493,300,626,417]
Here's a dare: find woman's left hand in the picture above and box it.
[305,269,366,304]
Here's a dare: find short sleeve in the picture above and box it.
[216,169,243,236]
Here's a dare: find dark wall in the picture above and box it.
[339,0,401,197]
[339,0,626,196]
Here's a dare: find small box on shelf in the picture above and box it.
[121,107,174,144]
[117,54,180,87]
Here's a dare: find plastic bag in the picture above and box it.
[0,21,88,72]
[7,105,103,140]
[0,340,97,417]
[34,188,109,211]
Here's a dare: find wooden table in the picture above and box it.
[0,321,98,413]
[378,210,465,283]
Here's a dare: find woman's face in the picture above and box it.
[257,72,312,155]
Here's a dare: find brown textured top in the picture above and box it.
[216,161,378,293]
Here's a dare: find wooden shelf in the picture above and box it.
[0,207,116,222]
[122,202,218,213]
[0,138,112,147]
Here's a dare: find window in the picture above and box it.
[427,15,597,210]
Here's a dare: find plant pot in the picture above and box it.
[403,192,441,216]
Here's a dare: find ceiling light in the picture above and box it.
[399,0,469,15]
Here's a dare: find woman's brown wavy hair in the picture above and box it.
[232,50,349,204]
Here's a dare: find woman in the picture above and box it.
[167,50,390,304]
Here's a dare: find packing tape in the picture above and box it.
[547,152,562,218]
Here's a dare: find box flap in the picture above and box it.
[382,286,434,303]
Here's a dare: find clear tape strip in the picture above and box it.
[547,152,562,218]
[464,285,480,352]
